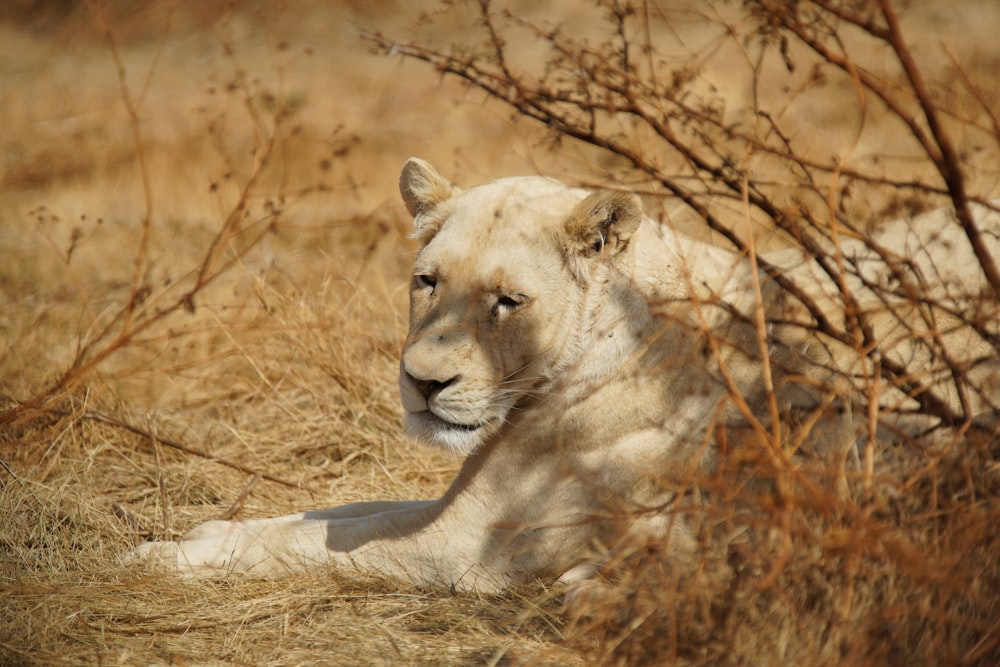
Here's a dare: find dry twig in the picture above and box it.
[69,410,305,490]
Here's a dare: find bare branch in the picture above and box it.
[877,0,1000,294]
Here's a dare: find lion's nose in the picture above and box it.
[408,373,457,401]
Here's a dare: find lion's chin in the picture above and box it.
[404,411,490,455]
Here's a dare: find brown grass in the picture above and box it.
[1,1,999,665]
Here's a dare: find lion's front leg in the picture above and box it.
[132,499,507,588]
[134,513,334,576]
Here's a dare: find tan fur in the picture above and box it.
[134,159,999,591]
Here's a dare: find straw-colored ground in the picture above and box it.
[1,1,999,665]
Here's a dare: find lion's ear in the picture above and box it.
[399,158,461,218]
[563,190,643,259]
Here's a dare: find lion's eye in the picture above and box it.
[414,274,437,292]
[493,294,526,318]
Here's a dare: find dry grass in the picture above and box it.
[0,3,577,664]
[1,1,999,665]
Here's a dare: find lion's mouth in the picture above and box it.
[404,409,496,455]
[425,411,486,432]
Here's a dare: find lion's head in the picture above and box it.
[397,158,646,454]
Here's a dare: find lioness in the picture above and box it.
[136,159,1000,591]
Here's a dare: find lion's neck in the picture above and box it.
[630,220,745,303]
[560,260,674,396]
[557,219,745,398]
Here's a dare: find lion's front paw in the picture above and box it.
[129,521,246,574]
[129,539,183,570]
